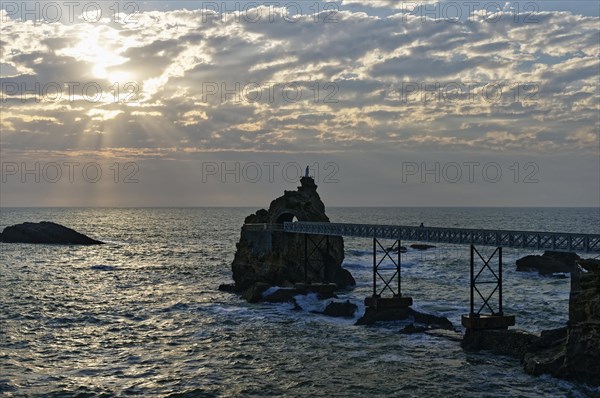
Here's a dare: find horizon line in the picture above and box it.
[1,205,599,209]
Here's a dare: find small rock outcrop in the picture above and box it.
[0,222,103,245]
[516,251,580,275]
[231,176,355,301]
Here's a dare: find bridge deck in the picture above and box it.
[282,221,600,253]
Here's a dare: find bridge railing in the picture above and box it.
[283,222,600,253]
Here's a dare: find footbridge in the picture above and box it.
[283,222,600,253]
[282,221,600,330]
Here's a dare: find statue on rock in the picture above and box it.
[231,175,355,300]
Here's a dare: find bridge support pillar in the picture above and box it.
[462,245,515,330]
[365,237,412,309]
[303,233,331,284]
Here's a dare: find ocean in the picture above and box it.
[1,207,599,397]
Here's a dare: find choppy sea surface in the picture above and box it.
[1,207,599,397]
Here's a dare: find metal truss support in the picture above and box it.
[470,245,503,316]
[303,234,330,283]
[372,237,402,298]
[463,245,514,330]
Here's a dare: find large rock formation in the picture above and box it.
[523,258,600,385]
[463,258,600,386]
[516,251,580,275]
[0,221,103,245]
[231,176,355,299]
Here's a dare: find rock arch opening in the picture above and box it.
[276,213,299,224]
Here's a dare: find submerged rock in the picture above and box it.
[89,265,116,271]
[323,300,358,318]
[400,323,428,334]
[461,329,539,359]
[0,221,103,245]
[399,322,460,335]
[262,288,300,304]
[218,284,237,293]
[231,176,355,301]
[241,282,271,303]
[237,284,340,310]
[516,251,580,275]
[356,307,453,330]
[410,244,436,251]
[254,284,338,305]
[386,246,408,253]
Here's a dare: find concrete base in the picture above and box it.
[461,314,516,330]
[364,296,413,309]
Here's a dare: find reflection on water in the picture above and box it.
[1,207,599,397]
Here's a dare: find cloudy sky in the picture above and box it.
[1,1,598,207]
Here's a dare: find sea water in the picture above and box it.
[1,207,599,397]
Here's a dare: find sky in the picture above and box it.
[0,0,599,207]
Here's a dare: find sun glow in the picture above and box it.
[60,32,132,83]
[92,64,132,83]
